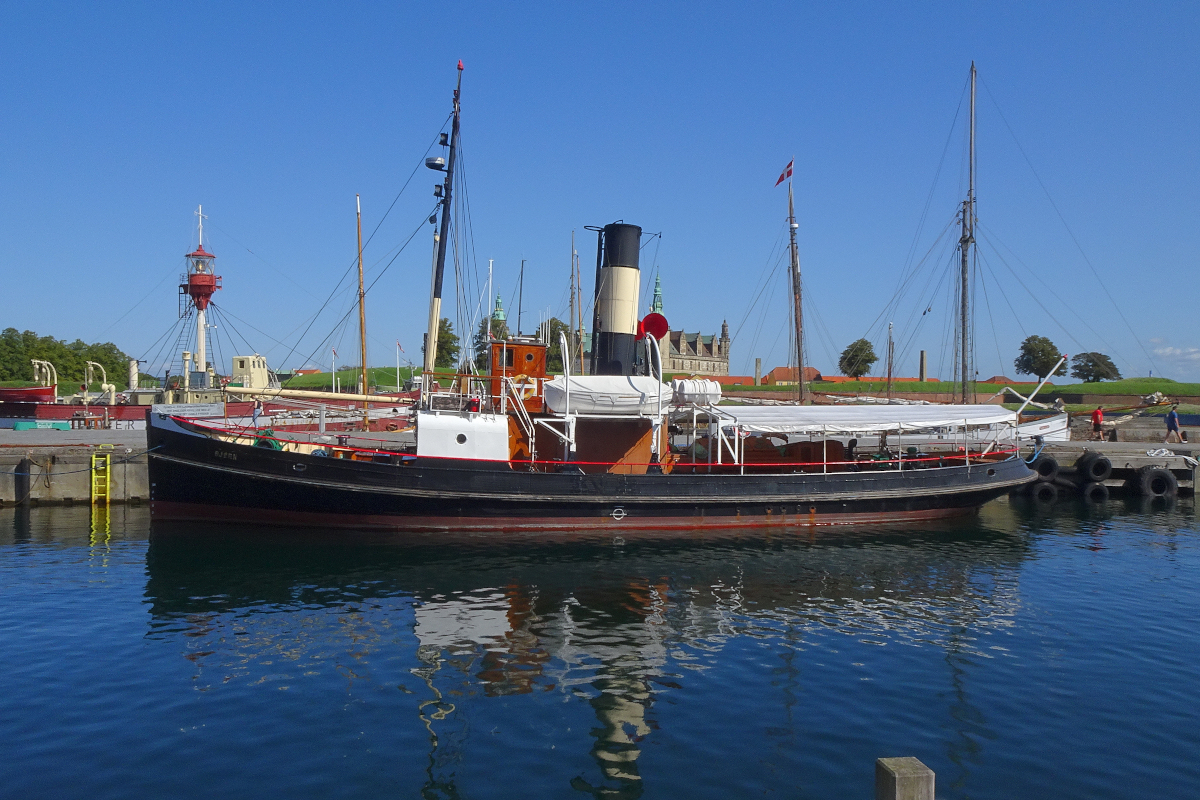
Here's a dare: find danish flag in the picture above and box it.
[775,159,793,186]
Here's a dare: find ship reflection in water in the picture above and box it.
[143,512,1034,799]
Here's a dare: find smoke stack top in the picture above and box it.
[602,223,641,270]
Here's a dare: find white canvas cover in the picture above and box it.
[672,379,722,405]
[714,404,1016,434]
[544,375,671,415]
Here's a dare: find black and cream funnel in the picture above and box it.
[590,222,642,375]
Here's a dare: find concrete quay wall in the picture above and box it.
[0,430,149,507]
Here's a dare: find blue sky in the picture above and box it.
[2,2,1197,380]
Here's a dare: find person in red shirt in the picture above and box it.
[1091,406,1105,441]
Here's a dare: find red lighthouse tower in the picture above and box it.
[180,205,221,385]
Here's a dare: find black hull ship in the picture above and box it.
[148,63,1035,532]
[147,394,1034,531]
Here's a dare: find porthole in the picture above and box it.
[987,468,996,476]
[456,434,467,444]
[525,352,534,362]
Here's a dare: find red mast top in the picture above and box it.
[182,226,220,311]
[186,244,216,260]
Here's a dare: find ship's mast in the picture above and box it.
[575,242,584,372]
[959,62,976,404]
[356,194,369,428]
[182,205,219,392]
[886,322,894,401]
[195,204,208,376]
[787,180,806,403]
[487,259,494,344]
[423,61,463,388]
[568,232,575,368]
[517,259,525,337]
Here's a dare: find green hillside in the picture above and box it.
[282,366,421,390]
[1042,378,1200,396]
[722,377,1200,397]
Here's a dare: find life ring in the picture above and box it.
[512,374,537,399]
[385,422,399,432]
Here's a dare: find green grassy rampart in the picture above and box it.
[1039,378,1200,396]
[281,366,421,390]
[723,377,1200,397]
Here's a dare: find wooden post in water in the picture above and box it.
[875,757,934,800]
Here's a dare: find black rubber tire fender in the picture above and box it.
[1030,481,1058,504]
[1031,455,1059,483]
[1078,452,1113,483]
[1082,481,1109,504]
[1138,467,1178,498]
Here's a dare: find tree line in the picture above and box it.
[0,328,133,388]
[834,334,1120,382]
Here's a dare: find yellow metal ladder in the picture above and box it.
[90,449,112,505]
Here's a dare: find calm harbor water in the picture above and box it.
[2,498,1198,799]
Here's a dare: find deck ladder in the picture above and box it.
[90,450,112,505]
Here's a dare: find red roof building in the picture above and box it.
[763,366,824,385]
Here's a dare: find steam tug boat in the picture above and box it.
[147,65,1035,531]
[148,221,1034,530]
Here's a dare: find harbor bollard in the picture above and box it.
[875,757,934,800]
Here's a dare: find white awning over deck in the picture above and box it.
[710,404,1016,435]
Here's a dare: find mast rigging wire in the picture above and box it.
[980,76,1158,375]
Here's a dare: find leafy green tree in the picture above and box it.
[543,317,573,372]
[1070,352,1121,382]
[1014,335,1067,378]
[838,338,878,378]
[473,317,510,370]
[0,328,132,388]
[434,318,460,368]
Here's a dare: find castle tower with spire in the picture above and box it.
[650,276,663,314]
[650,280,730,376]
